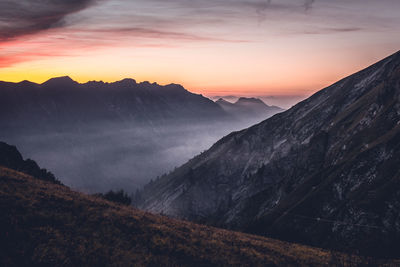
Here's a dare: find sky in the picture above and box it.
[0,0,399,107]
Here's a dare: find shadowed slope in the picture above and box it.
[3,166,396,266]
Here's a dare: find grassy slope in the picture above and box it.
[0,167,396,267]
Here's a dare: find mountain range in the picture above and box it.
[138,50,400,257]
[0,77,283,192]
[216,97,284,125]
[0,77,226,132]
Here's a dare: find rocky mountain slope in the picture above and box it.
[0,144,381,266]
[216,97,284,126]
[139,50,400,257]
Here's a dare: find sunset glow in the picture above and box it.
[1,0,399,107]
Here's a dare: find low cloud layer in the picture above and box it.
[2,120,254,193]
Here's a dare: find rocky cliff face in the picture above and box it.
[139,50,400,257]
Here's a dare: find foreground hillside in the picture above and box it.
[1,166,393,266]
[139,50,400,257]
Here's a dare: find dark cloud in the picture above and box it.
[302,27,363,35]
[84,27,249,43]
[243,0,316,24]
[0,0,96,41]
[0,0,318,43]
[303,0,314,11]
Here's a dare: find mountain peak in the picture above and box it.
[216,98,231,104]
[117,78,137,85]
[235,97,265,105]
[17,80,37,86]
[42,76,77,86]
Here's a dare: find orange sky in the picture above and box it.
[1,0,399,107]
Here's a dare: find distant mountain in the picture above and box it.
[0,77,228,132]
[139,50,400,257]
[0,77,246,192]
[210,95,240,102]
[210,95,306,109]
[0,147,381,266]
[216,97,284,123]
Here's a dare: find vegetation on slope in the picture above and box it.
[94,189,132,205]
[1,166,396,266]
[0,141,59,184]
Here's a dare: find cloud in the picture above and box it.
[0,50,65,68]
[301,27,363,35]
[1,0,398,70]
[0,25,248,69]
[0,0,96,41]
[238,0,316,24]
[303,0,314,11]
[0,0,319,43]
[77,27,249,43]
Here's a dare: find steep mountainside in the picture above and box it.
[139,50,400,257]
[216,97,284,125]
[0,165,379,266]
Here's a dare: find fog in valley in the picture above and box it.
[2,119,258,194]
[0,77,284,195]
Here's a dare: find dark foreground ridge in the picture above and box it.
[0,141,59,184]
[0,166,379,267]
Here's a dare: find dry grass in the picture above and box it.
[0,167,397,266]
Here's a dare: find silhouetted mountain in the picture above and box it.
[42,76,78,87]
[139,50,400,257]
[0,77,228,132]
[0,142,59,184]
[216,97,284,123]
[0,77,248,193]
[1,165,383,266]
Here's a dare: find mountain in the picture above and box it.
[210,95,305,110]
[0,144,382,266]
[216,97,284,125]
[139,50,400,257]
[0,77,247,193]
[0,77,228,132]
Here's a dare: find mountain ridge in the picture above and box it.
[139,50,400,257]
[0,76,230,132]
[216,96,284,125]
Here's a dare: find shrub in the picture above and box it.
[98,189,132,205]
